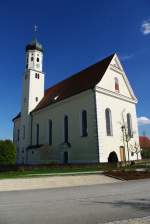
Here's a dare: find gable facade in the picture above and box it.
[95,55,140,162]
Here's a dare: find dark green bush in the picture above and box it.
[141,148,150,159]
[108,151,118,163]
[0,140,16,165]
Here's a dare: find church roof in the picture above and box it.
[33,53,114,113]
[12,53,114,121]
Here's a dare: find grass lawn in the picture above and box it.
[0,164,116,179]
[0,160,150,180]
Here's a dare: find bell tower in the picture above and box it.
[22,37,45,115]
[20,33,45,162]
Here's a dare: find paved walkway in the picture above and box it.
[105,216,150,223]
[0,174,120,191]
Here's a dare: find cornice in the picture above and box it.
[95,86,137,104]
[109,65,123,75]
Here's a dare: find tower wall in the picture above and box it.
[18,39,45,163]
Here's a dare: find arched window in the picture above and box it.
[127,113,133,138]
[36,124,39,145]
[115,77,119,92]
[82,110,88,137]
[23,125,25,140]
[49,120,52,145]
[105,108,113,136]
[37,57,39,62]
[64,115,68,143]
[31,57,34,62]
[17,129,20,142]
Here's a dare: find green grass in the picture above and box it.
[1,161,150,180]
[0,164,116,179]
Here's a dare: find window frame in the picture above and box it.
[49,119,52,145]
[115,77,120,92]
[127,113,133,138]
[17,129,20,142]
[81,110,88,137]
[23,125,25,140]
[64,115,68,143]
[36,124,39,145]
[105,108,113,136]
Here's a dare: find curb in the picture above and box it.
[27,171,105,177]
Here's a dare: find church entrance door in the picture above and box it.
[120,146,126,162]
[64,151,68,164]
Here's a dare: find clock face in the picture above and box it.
[36,64,40,68]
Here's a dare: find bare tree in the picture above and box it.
[120,109,132,163]
[120,109,141,163]
[129,141,141,161]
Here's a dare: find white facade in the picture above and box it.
[13,41,140,164]
[95,56,140,162]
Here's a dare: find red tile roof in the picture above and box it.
[139,136,150,149]
[33,54,114,112]
[13,53,114,121]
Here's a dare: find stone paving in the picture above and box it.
[105,216,150,224]
[0,174,120,192]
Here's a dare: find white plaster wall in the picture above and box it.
[98,66,131,98]
[95,90,140,162]
[13,46,44,164]
[28,90,99,164]
[95,56,140,162]
[20,67,44,160]
[95,59,140,163]
[28,70,44,113]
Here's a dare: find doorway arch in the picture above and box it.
[64,151,68,164]
[108,151,118,163]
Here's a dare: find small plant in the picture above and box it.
[141,149,150,159]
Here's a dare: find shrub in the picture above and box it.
[0,140,16,165]
[108,151,118,163]
[141,148,150,159]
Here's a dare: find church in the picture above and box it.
[13,38,140,164]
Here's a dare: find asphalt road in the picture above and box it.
[0,179,150,224]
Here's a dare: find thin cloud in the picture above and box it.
[120,54,134,61]
[138,117,150,126]
[141,19,150,35]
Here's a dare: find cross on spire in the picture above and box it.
[34,25,38,33]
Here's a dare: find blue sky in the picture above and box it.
[0,0,150,139]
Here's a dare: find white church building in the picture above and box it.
[13,38,140,164]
